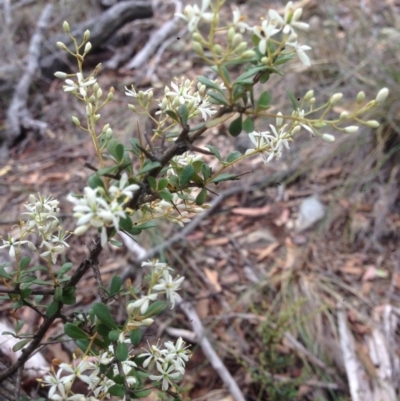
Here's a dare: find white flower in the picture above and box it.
[0,236,28,259]
[177,0,213,32]
[232,6,249,33]
[286,41,312,66]
[127,293,158,314]
[162,337,191,373]
[59,359,92,387]
[41,368,64,399]
[268,2,309,36]
[245,131,275,163]
[253,19,280,54]
[152,270,184,308]
[63,72,96,97]
[139,342,165,368]
[150,362,181,391]
[109,173,139,201]
[125,86,153,99]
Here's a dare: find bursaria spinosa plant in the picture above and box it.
[0,0,388,400]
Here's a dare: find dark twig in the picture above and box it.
[14,367,22,401]
[0,239,102,384]
[0,287,55,295]
[91,261,107,303]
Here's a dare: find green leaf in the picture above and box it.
[147,176,157,190]
[46,301,59,317]
[64,323,89,340]
[274,53,295,66]
[201,164,211,181]
[220,65,230,84]
[20,288,32,299]
[197,76,224,94]
[130,138,141,156]
[157,178,168,190]
[195,188,207,205]
[137,161,161,175]
[257,91,272,110]
[158,189,173,202]
[210,173,238,183]
[96,324,111,345]
[144,300,167,317]
[92,303,118,329]
[54,287,63,302]
[0,267,12,280]
[242,116,254,133]
[205,145,222,161]
[12,339,30,352]
[15,320,24,333]
[109,276,122,297]
[109,240,123,247]
[132,389,151,398]
[226,151,242,163]
[76,339,90,353]
[228,115,243,137]
[179,165,195,187]
[97,166,119,176]
[109,384,125,397]
[129,329,142,346]
[208,91,229,106]
[17,275,36,284]
[88,174,105,190]
[233,84,246,102]
[178,104,189,125]
[116,342,128,361]
[259,71,270,83]
[119,215,133,231]
[108,330,121,341]
[107,139,125,163]
[234,65,270,84]
[61,287,76,305]
[25,265,47,273]
[134,221,158,230]
[166,110,179,121]
[124,227,142,236]
[34,294,43,303]
[287,90,298,110]
[57,262,73,278]
[19,256,31,270]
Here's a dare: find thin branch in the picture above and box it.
[0,239,102,384]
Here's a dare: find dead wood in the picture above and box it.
[4,4,53,150]
[40,0,153,77]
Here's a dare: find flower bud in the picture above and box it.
[192,32,204,43]
[192,41,204,56]
[241,50,256,59]
[94,114,101,122]
[54,71,68,79]
[96,88,103,98]
[106,92,114,102]
[105,128,113,138]
[322,133,335,142]
[126,302,135,315]
[304,90,314,101]
[56,42,67,50]
[233,41,247,54]
[89,95,96,104]
[339,111,349,120]
[83,30,90,42]
[74,225,89,236]
[276,112,283,127]
[329,93,343,105]
[227,27,235,43]
[343,125,359,133]
[365,120,380,128]
[309,97,315,105]
[63,21,70,34]
[84,42,92,53]
[71,116,80,127]
[375,87,389,103]
[261,56,269,65]
[231,33,243,48]
[291,125,301,134]
[356,91,365,104]
[128,104,136,112]
[141,318,154,326]
[213,44,223,56]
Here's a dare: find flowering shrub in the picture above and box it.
[0,0,388,400]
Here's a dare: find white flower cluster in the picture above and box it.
[168,151,203,174]
[41,336,190,399]
[127,259,185,314]
[179,0,312,66]
[69,173,139,247]
[0,194,69,264]
[142,192,209,228]
[157,78,216,121]
[245,113,294,164]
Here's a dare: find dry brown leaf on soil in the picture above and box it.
[204,267,222,292]
[256,242,280,262]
